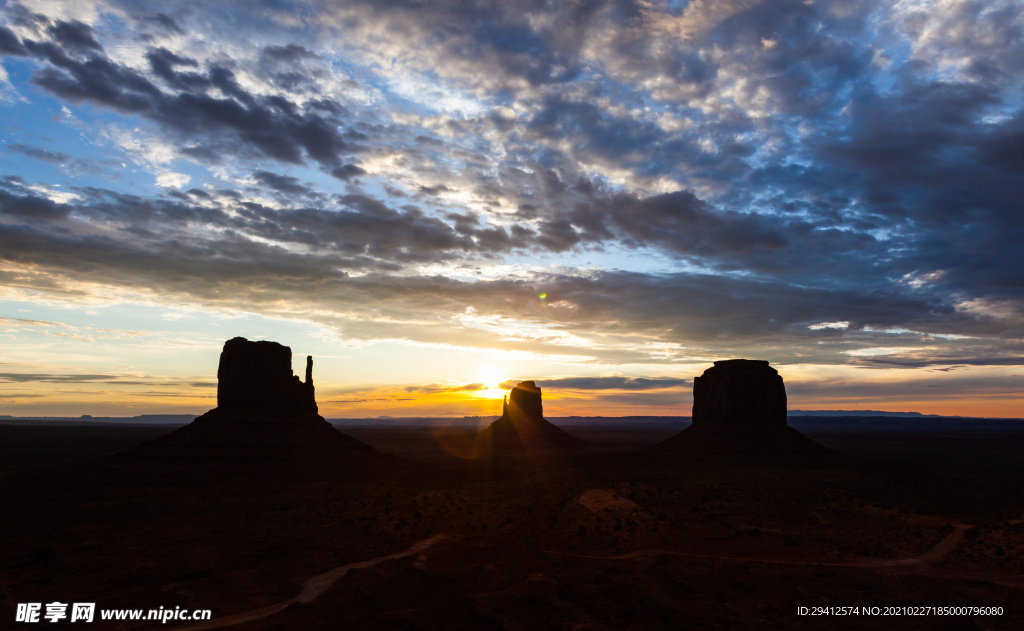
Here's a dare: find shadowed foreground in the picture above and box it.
[2,417,1023,630]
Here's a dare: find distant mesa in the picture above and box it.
[692,359,786,428]
[217,336,317,414]
[656,359,829,457]
[480,380,586,449]
[129,337,380,469]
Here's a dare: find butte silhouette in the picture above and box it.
[479,380,586,449]
[655,359,828,457]
[129,337,381,470]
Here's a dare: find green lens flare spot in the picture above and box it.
[539,293,547,300]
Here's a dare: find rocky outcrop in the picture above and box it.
[217,337,316,413]
[128,338,382,471]
[655,360,830,458]
[505,380,545,423]
[481,381,585,449]
[692,359,786,428]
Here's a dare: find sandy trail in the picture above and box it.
[167,520,992,629]
[547,524,972,569]
[170,534,446,631]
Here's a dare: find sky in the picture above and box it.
[0,0,1022,419]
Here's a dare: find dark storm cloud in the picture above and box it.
[706,0,873,118]
[2,184,1019,369]
[0,218,350,300]
[251,170,313,197]
[257,44,325,92]
[1,2,905,273]
[0,179,513,270]
[329,164,366,181]
[154,85,352,165]
[529,270,952,341]
[145,47,202,91]
[1,0,1022,377]
[26,41,162,112]
[235,199,479,262]
[811,74,1024,303]
[47,19,102,53]
[0,182,70,220]
[69,186,225,228]
[12,23,363,173]
[2,172,1019,363]
[0,24,26,54]
[608,190,788,256]
[0,200,974,354]
[323,0,878,192]
[139,13,182,35]
[325,0,593,90]
[817,78,1000,191]
[891,0,1024,83]
[417,184,454,197]
[260,44,317,63]
[525,95,665,164]
[490,174,887,280]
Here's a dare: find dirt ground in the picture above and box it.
[1,418,1022,630]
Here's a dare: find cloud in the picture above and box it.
[12,22,365,176]
[0,371,192,386]
[138,13,182,35]
[251,170,312,197]
[155,172,189,188]
[0,178,71,219]
[1,169,1022,369]
[501,376,689,391]
[0,24,27,55]
[329,164,366,180]
[47,19,102,53]
[0,315,72,328]
[0,372,125,382]
[325,398,416,403]
[6,143,73,164]
[402,382,486,394]
[0,0,1023,410]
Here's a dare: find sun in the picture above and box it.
[474,372,507,399]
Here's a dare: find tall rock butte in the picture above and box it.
[691,359,787,427]
[656,359,828,456]
[216,337,317,414]
[130,337,378,468]
[481,381,585,449]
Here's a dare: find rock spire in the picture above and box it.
[482,380,585,449]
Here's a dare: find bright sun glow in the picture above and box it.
[474,372,507,399]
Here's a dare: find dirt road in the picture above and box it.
[170,534,446,631]
[547,523,973,568]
